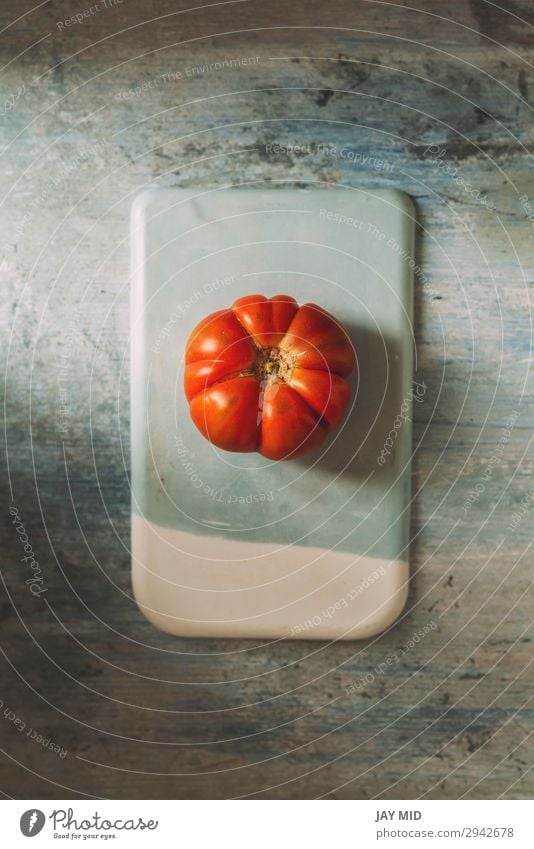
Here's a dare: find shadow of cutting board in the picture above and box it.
[130,187,415,640]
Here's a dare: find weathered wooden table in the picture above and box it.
[1,0,533,799]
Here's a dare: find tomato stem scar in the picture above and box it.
[253,346,295,383]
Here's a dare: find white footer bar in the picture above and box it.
[3,799,531,847]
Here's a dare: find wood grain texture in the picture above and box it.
[1,0,533,799]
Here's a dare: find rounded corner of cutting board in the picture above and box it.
[130,188,158,221]
[380,188,416,219]
[131,566,184,638]
[355,569,409,640]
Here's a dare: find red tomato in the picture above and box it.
[184,294,355,460]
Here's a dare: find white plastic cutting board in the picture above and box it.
[130,187,415,640]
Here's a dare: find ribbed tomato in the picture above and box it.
[184,294,355,460]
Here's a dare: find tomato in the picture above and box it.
[184,294,355,460]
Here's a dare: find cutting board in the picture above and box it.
[130,187,415,640]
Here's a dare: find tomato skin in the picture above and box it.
[189,376,260,453]
[279,303,356,376]
[287,368,351,430]
[260,383,327,460]
[185,309,256,376]
[184,295,354,460]
[232,294,299,346]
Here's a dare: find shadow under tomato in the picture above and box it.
[294,321,408,481]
